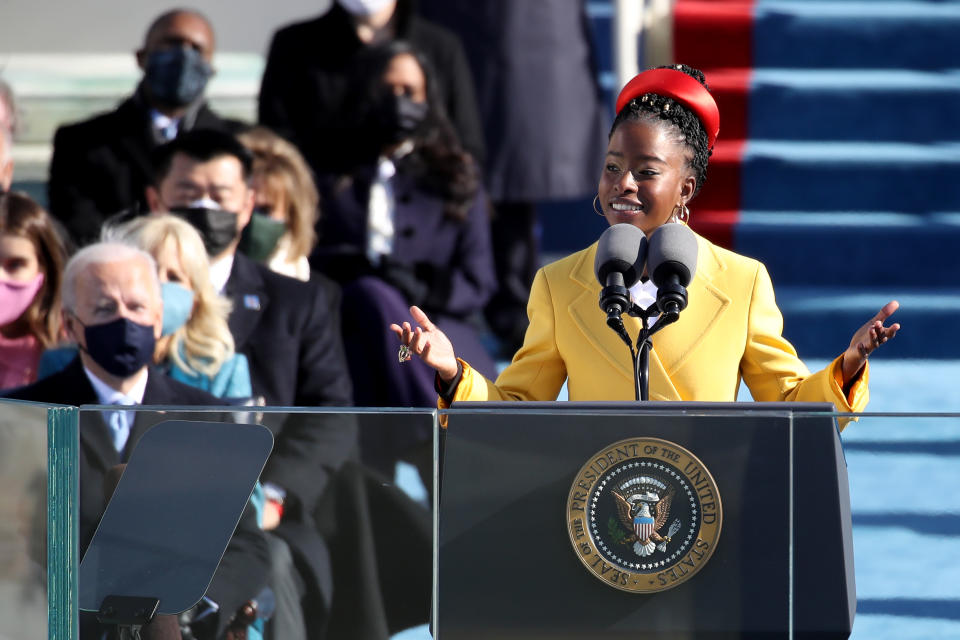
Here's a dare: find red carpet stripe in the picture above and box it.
[673,0,755,249]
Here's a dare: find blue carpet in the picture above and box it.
[748,70,960,142]
[740,141,960,213]
[754,1,960,70]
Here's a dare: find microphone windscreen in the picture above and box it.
[594,224,648,288]
[648,223,699,287]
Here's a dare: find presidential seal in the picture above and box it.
[567,437,722,593]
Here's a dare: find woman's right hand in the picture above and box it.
[390,306,459,382]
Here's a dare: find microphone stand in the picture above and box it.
[606,301,679,402]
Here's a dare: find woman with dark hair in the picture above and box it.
[393,64,900,416]
[0,192,67,389]
[312,41,496,472]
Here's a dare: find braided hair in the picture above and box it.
[610,64,711,197]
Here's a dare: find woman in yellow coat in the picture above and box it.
[392,65,900,416]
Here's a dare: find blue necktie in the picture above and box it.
[106,405,131,453]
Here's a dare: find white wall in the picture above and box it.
[0,0,332,55]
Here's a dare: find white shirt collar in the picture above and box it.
[149,109,181,140]
[209,253,235,294]
[82,364,149,406]
[150,109,178,128]
[629,278,661,327]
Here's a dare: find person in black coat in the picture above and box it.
[258,0,484,176]
[144,129,357,512]
[310,42,496,482]
[145,129,357,636]
[3,241,268,639]
[47,9,245,246]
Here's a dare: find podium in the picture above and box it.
[437,402,855,639]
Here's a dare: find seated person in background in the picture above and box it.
[107,213,252,400]
[146,129,357,634]
[146,129,353,411]
[48,9,245,246]
[0,193,67,389]
[237,126,319,282]
[311,41,496,479]
[3,242,268,639]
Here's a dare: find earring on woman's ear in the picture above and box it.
[593,195,604,217]
[676,203,690,225]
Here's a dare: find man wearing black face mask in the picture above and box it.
[3,242,269,640]
[147,130,366,636]
[48,9,245,247]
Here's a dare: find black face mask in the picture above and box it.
[373,93,429,145]
[171,206,239,257]
[238,210,287,262]
[144,47,213,107]
[80,316,157,378]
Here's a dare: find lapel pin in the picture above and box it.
[244,295,261,310]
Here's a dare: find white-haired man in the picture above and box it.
[4,242,268,639]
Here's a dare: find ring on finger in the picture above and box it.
[398,343,412,363]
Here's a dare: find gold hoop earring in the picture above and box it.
[593,195,604,217]
[674,203,690,225]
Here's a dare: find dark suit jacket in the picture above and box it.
[312,167,496,319]
[3,357,268,636]
[225,253,356,515]
[258,0,484,175]
[48,88,245,246]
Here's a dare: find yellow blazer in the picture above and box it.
[450,232,868,415]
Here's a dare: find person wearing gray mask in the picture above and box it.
[48,9,245,248]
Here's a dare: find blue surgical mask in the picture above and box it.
[81,316,157,378]
[161,282,195,336]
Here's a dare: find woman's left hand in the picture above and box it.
[842,300,901,383]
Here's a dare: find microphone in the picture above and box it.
[647,223,699,315]
[594,224,647,321]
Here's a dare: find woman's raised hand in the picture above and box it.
[841,300,901,383]
[390,306,460,382]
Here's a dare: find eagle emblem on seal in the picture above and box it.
[612,478,682,557]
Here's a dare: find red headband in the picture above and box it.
[615,68,720,150]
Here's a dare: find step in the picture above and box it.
[739,141,960,213]
[754,1,960,70]
[0,53,262,144]
[695,140,960,214]
[731,211,960,286]
[747,69,960,143]
[676,1,960,71]
[775,286,960,359]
